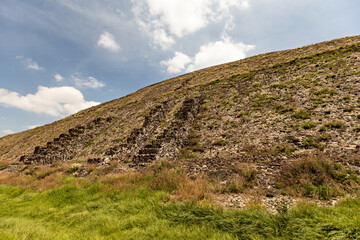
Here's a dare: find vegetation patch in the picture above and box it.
[276,157,360,200]
[353,126,360,132]
[302,137,325,150]
[324,121,344,129]
[213,138,229,146]
[292,110,311,119]
[312,88,337,96]
[301,121,317,129]
[220,163,258,193]
[273,104,295,114]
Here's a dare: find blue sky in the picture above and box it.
[0,0,359,137]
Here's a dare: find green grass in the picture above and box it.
[301,121,317,129]
[276,157,360,200]
[292,110,311,119]
[1,183,360,240]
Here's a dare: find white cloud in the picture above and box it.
[2,130,14,134]
[160,51,192,74]
[218,0,250,12]
[54,73,64,82]
[0,86,99,117]
[162,37,255,74]
[152,29,175,50]
[27,125,40,130]
[16,56,44,71]
[144,0,211,38]
[97,31,120,52]
[71,73,105,89]
[187,37,255,72]
[132,0,250,49]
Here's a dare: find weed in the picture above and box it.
[276,157,360,199]
[213,139,229,146]
[85,140,94,147]
[340,96,351,103]
[292,110,311,119]
[319,126,326,132]
[324,121,344,129]
[317,134,331,142]
[67,164,80,174]
[302,138,324,150]
[301,121,317,129]
[0,160,10,171]
[273,104,295,114]
[180,149,197,159]
[353,126,360,132]
[312,88,337,96]
[221,163,257,193]
[343,106,354,112]
[273,144,295,155]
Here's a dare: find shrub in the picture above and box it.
[301,121,317,129]
[276,157,360,199]
[292,110,310,119]
[273,104,295,114]
[302,138,324,150]
[274,144,295,155]
[312,88,337,96]
[324,121,344,129]
[67,164,80,174]
[353,126,360,132]
[221,163,258,193]
[213,139,229,146]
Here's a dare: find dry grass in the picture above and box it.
[276,156,360,199]
[0,162,216,203]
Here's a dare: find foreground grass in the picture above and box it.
[0,181,360,240]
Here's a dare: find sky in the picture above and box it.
[0,0,359,137]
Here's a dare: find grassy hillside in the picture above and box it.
[0,36,359,162]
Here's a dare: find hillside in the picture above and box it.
[1,36,360,202]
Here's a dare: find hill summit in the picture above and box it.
[1,36,360,201]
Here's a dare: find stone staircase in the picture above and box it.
[105,100,172,160]
[132,95,205,165]
[19,116,114,165]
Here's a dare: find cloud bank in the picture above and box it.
[133,0,250,49]
[0,86,99,117]
[161,37,255,74]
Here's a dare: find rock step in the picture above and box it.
[132,95,205,165]
[105,100,172,157]
[133,154,157,162]
[19,116,114,165]
[139,148,159,155]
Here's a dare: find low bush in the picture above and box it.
[276,157,360,200]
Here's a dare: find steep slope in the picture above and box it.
[1,36,359,187]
